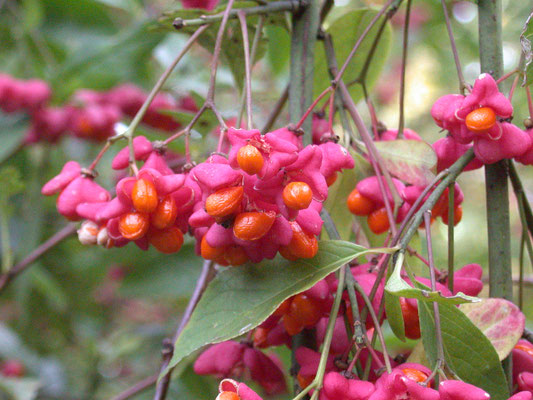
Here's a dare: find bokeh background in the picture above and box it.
[0,0,532,398]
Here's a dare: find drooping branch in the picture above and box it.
[0,223,77,293]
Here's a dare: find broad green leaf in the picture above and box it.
[460,298,525,361]
[418,301,509,400]
[0,377,40,400]
[373,140,437,187]
[385,256,479,305]
[161,240,392,378]
[521,11,533,86]
[314,9,392,103]
[323,151,372,240]
[385,291,405,341]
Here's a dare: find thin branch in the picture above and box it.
[509,161,533,239]
[424,211,446,385]
[237,16,265,129]
[261,84,289,133]
[447,183,455,293]
[238,11,253,129]
[111,375,157,400]
[153,261,216,400]
[172,0,306,28]
[397,0,412,138]
[440,0,469,93]
[0,223,77,293]
[206,0,237,103]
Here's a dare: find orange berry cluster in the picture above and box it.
[119,178,183,253]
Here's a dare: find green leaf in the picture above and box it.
[385,291,405,342]
[314,8,392,103]
[160,240,390,378]
[373,140,437,187]
[418,301,509,400]
[459,298,525,361]
[385,256,479,305]
[323,151,373,240]
[521,11,533,86]
[0,377,40,400]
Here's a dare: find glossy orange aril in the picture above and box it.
[151,195,178,229]
[284,221,318,259]
[237,144,264,175]
[283,313,303,336]
[367,207,390,234]
[132,178,159,213]
[402,368,428,384]
[326,173,338,187]
[347,189,376,216]
[297,372,314,389]
[279,245,299,261]
[253,327,269,348]
[148,227,184,254]
[205,186,243,219]
[432,193,448,219]
[118,212,150,240]
[233,211,276,241]
[399,297,421,340]
[442,204,463,226]
[282,182,313,210]
[224,245,249,266]
[515,343,533,358]
[289,294,321,326]
[273,298,292,317]
[200,235,226,260]
[216,392,240,400]
[465,107,497,134]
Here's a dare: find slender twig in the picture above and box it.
[526,86,533,118]
[322,34,400,235]
[519,231,526,310]
[447,183,455,293]
[321,210,364,344]
[123,24,208,172]
[296,0,397,131]
[153,261,216,400]
[238,11,253,129]
[111,375,158,400]
[351,277,392,373]
[332,0,397,86]
[338,79,398,235]
[171,0,305,28]
[237,16,265,129]
[0,223,77,293]
[261,84,289,133]
[509,161,533,237]
[309,260,347,398]
[207,0,237,103]
[424,211,446,385]
[440,0,470,93]
[397,0,412,139]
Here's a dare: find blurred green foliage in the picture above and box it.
[0,0,532,399]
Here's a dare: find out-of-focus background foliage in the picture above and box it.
[0,0,532,398]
